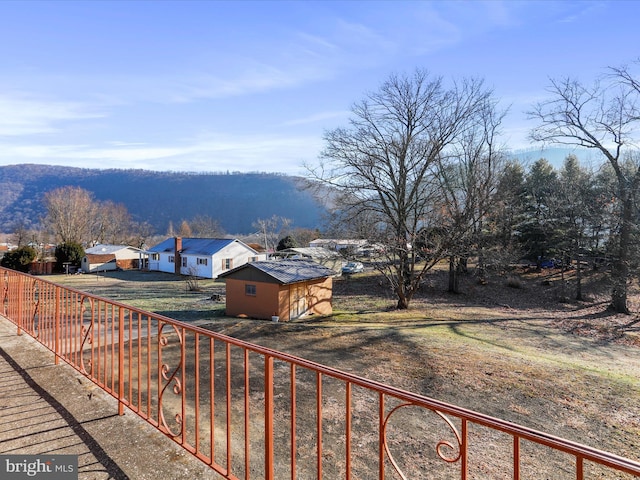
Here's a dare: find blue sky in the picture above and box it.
[0,0,638,174]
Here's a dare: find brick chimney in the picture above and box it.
[174,237,182,275]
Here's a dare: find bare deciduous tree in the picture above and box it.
[129,221,155,249]
[43,186,141,247]
[309,69,497,309]
[434,98,506,291]
[529,62,640,313]
[178,220,193,237]
[93,200,134,245]
[189,215,225,238]
[43,186,98,244]
[252,215,292,253]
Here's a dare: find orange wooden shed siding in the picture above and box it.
[225,276,333,321]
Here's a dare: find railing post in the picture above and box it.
[316,372,323,479]
[461,419,468,480]
[53,286,61,365]
[265,355,274,480]
[118,306,125,416]
[378,392,385,480]
[513,436,520,480]
[576,456,584,480]
[16,274,23,335]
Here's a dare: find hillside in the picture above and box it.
[0,164,327,234]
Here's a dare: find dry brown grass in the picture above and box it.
[44,265,640,475]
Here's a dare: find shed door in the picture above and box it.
[291,284,307,319]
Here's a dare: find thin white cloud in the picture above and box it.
[0,94,104,136]
[295,32,339,52]
[478,0,521,27]
[556,1,606,24]
[280,111,350,127]
[0,132,323,175]
[0,4,527,111]
[334,19,397,53]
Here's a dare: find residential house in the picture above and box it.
[147,237,265,278]
[81,244,147,273]
[219,259,336,321]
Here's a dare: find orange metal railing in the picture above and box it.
[1,267,639,479]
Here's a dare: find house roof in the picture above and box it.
[273,247,341,259]
[148,237,254,256]
[309,238,368,247]
[219,259,337,284]
[85,244,143,255]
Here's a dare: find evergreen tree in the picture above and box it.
[557,155,594,299]
[55,242,85,273]
[520,159,560,266]
[277,235,297,251]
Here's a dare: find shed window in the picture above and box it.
[248,256,259,262]
[169,255,175,263]
[151,253,159,261]
[182,257,187,267]
[222,258,233,270]
[245,284,256,296]
[197,258,208,266]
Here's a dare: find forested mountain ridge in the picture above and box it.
[0,164,327,234]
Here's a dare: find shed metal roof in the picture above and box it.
[220,259,337,284]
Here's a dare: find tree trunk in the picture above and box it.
[575,249,583,301]
[395,251,412,309]
[396,293,409,309]
[476,245,487,284]
[448,256,460,293]
[610,196,632,314]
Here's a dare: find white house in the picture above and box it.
[147,237,266,278]
[81,244,147,273]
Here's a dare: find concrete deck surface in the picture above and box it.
[0,316,217,479]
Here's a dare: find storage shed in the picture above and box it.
[219,259,336,321]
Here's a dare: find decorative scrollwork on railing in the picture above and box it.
[2,270,8,316]
[382,402,463,479]
[79,296,94,375]
[31,280,40,338]
[158,322,184,438]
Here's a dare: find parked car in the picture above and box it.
[539,258,557,269]
[342,261,364,274]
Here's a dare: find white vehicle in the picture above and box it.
[342,261,364,274]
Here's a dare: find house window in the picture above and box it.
[182,257,187,267]
[245,284,256,296]
[197,258,208,266]
[222,258,233,270]
[248,256,259,262]
[169,255,175,263]
[151,253,159,261]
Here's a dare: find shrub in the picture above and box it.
[0,246,38,272]
[506,275,523,289]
